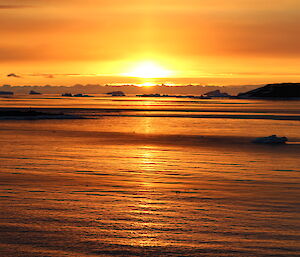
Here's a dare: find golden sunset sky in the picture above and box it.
[1,0,300,85]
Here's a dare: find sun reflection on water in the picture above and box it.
[138,117,155,134]
[127,146,167,247]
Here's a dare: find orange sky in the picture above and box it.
[1,0,300,85]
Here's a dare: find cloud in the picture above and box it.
[7,73,21,78]
[0,5,30,9]
[29,74,56,78]
[28,73,99,78]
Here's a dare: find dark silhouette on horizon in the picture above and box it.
[29,90,41,95]
[238,83,300,98]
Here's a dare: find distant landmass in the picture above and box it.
[0,84,260,96]
[238,83,300,98]
[106,91,126,96]
[2,83,299,97]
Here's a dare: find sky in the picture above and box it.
[0,0,300,86]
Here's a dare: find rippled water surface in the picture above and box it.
[0,96,300,256]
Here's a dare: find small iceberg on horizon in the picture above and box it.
[29,90,41,95]
[252,135,288,144]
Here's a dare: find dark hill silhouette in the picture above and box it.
[238,83,300,98]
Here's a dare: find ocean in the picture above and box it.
[0,95,300,256]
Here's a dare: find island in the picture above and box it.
[61,93,93,97]
[204,89,230,98]
[62,93,73,97]
[136,94,211,99]
[106,91,126,96]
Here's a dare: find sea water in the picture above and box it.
[0,95,300,256]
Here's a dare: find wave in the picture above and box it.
[17,128,299,153]
[0,109,84,120]
[1,107,300,121]
[96,113,300,121]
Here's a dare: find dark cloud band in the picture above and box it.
[0,5,30,9]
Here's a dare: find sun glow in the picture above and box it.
[123,61,172,78]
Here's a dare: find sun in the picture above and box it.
[123,61,172,78]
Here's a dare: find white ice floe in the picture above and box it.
[252,135,288,144]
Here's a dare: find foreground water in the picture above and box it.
[0,95,300,256]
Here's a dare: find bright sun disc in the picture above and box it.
[123,61,172,78]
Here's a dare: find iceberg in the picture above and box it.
[252,135,288,144]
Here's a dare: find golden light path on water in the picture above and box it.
[0,96,300,256]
